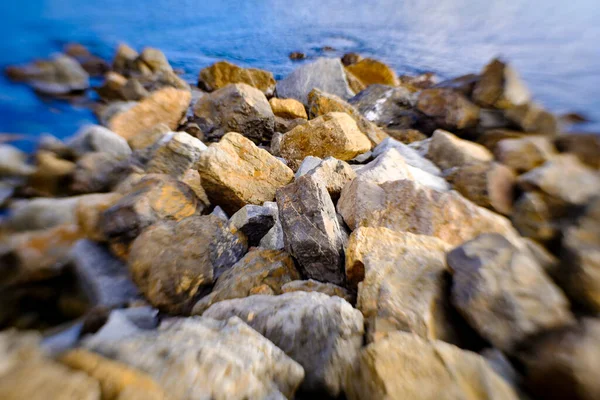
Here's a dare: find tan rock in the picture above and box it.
[505,102,558,135]
[180,169,210,208]
[146,131,207,177]
[268,97,307,119]
[198,61,276,95]
[555,133,600,169]
[345,58,399,86]
[344,69,366,94]
[139,47,172,73]
[341,52,362,66]
[494,136,556,173]
[472,58,531,109]
[417,89,480,130]
[95,71,127,101]
[127,123,171,151]
[300,156,356,201]
[27,150,76,195]
[384,128,426,144]
[76,192,123,241]
[112,43,139,75]
[427,129,493,170]
[511,191,561,243]
[281,279,354,303]
[477,129,528,151]
[197,132,293,214]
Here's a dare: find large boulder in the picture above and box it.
[472,58,531,109]
[494,136,556,174]
[66,124,131,158]
[348,84,419,130]
[198,61,276,96]
[204,292,364,396]
[345,58,399,86]
[416,88,480,131]
[426,129,493,170]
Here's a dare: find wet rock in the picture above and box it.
[279,112,371,170]
[192,249,299,314]
[505,102,558,135]
[555,133,600,169]
[341,52,362,66]
[198,61,276,95]
[268,97,307,119]
[494,136,556,174]
[346,331,518,400]
[75,192,122,241]
[345,58,399,86]
[511,191,561,243]
[120,77,149,100]
[27,151,76,195]
[276,58,355,105]
[277,174,347,285]
[447,233,574,352]
[299,156,357,201]
[229,204,277,246]
[372,137,442,176]
[108,87,191,141]
[112,43,140,76]
[146,131,206,177]
[0,145,34,177]
[193,83,275,143]
[128,215,247,313]
[64,43,109,77]
[281,279,354,303]
[204,292,363,396]
[426,129,493,170]
[84,316,304,400]
[197,132,293,214]
[417,88,480,130]
[67,124,131,158]
[348,84,418,130]
[472,58,531,109]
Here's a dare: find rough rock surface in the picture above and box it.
[198,61,276,95]
[555,133,600,169]
[145,131,207,177]
[76,193,123,242]
[505,103,558,135]
[372,137,442,176]
[472,58,531,109]
[281,279,354,303]
[269,97,307,119]
[494,136,556,174]
[70,152,124,194]
[417,88,480,130]
[229,204,277,246]
[27,151,76,195]
[348,84,418,130]
[299,156,357,201]
[426,129,493,170]
[345,58,399,86]
[511,191,560,243]
[67,124,132,158]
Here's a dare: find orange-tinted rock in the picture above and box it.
[269,97,307,119]
[76,193,123,242]
[198,61,276,95]
[345,58,399,86]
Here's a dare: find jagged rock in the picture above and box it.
[83,316,304,400]
[511,191,560,243]
[70,152,124,193]
[229,204,277,246]
[109,87,191,140]
[204,292,363,395]
[494,136,556,173]
[197,132,293,214]
[348,84,418,130]
[345,331,519,400]
[505,102,558,135]
[193,83,275,143]
[299,156,357,201]
[180,169,210,208]
[258,202,285,250]
[279,112,371,170]
[417,88,480,130]
[372,137,442,176]
[276,58,355,105]
[145,131,207,177]
[75,192,122,241]
[447,233,574,352]
[446,161,516,215]
[139,47,172,73]
[281,279,354,303]
[67,124,131,158]
[345,58,399,86]
[472,58,531,109]
[198,61,276,95]
[277,174,347,285]
[192,249,299,314]
[295,156,323,178]
[0,145,34,177]
[341,52,362,66]
[426,129,493,170]
[128,215,247,313]
[127,122,171,150]
[338,178,519,245]
[27,151,76,195]
[555,133,600,169]
[269,97,307,119]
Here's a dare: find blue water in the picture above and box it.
[1,0,599,151]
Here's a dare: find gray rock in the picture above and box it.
[259,218,285,250]
[372,137,442,176]
[96,101,138,126]
[229,204,277,247]
[145,131,207,177]
[348,84,418,129]
[211,205,229,221]
[67,124,131,158]
[295,156,323,178]
[301,157,357,201]
[6,195,96,231]
[0,145,34,177]
[204,292,364,396]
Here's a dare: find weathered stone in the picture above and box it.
[273,115,307,133]
[276,58,355,105]
[197,132,293,214]
[385,128,426,143]
[0,145,34,177]
[258,202,285,250]
[398,72,439,89]
[426,129,493,170]
[146,131,206,177]
[27,150,76,195]
[345,58,399,87]
[64,43,109,77]
[84,316,304,400]
[417,88,480,130]
[120,77,150,100]
[198,61,276,96]
[555,133,600,169]
[494,136,556,173]
[505,102,558,135]
[346,331,518,400]
[127,122,171,150]
[476,129,528,151]
[300,156,357,201]
[277,174,347,285]
[372,137,442,176]
[129,215,247,313]
[511,191,560,243]
[447,233,574,352]
[472,58,531,109]
[193,83,275,143]
[139,47,172,73]
[341,52,362,66]
[70,152,124,194]
[204,292,363,396]
[75,192,122,241]
[433,73,480,96]
[229,204,277,246]
[109,87,191,140]
[67,124,132,158]
[192,249,299,314]
[281,279,354,303]
[269,97,307,119]
[95,101,137,126]
[348,84,418,130]
[294,155,323,178]
[180,168,210,208]
[112,43,139,76]
[478,108,513,130]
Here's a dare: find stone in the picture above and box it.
[128,215,247,313]
[294,155,322,178]
[120,77,150,101]
[345,58,399,86]
[289,51,306,60]
[478,108,512,130]
[70,152,124,194]
[229,204,277,246]
[198,61,276,96]
[64,43,109,77]
[95,71,127,101]
[505,102,558,135]
[197,132,294,214]
[83,316,304,400]
[27,151,76,195]
[180,168,210,208]
[337,178,520,246]
[258,202,285,250]
[417,88,480,130]
[345,69,366,94]
[385,128,427,143]
[109,87,191,141]
[192,249,300,314]
[112,43,139,75]
[193,83,275,143]
[345,331,518,400]
[273,115,307,133]
[300,156,357,201]
[472,58,531,109]
[67,124,131,158]
[494,136,556,173]
[268,97,307,119]
[433,73,480,95]
[75,192,122,241]
[476,129,528,152]
[277,174,347,285]
[204,292,363,396]
[398,72,439,89]
[281,279,354,303]
[0,145,34,177]
[511,191,560,243]
[348,84,418,130]
[139,47,172,73]
[372,137,442,176]
[146,131,207,177]
[446,161,516,215]
[341,52,362,66]
[555,133,600,169]
[275,58,354,105]
[127,122,171,150]
[95,101,137,126]
[279,112,371,170]
[426,129,493,170]
[447,233,574,352]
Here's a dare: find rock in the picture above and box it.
[64,43,109,77]
[70,152,125,194]
[447,233,574,352]
[288,52,306,60]
[193,83,275,143]
[84,316,304,400]
[268,97,307,119]
[398,72,439,89]
[472,58,531,108]
[128,215,247,313]
[273,115,307,133]
[299,156,357,201]
[204,292,363,395]
[511,191,560,243]
[127,122,171,150]
[372,137,442,176]
[341,52,362,66]
[446,161,516,215]
[112,43,139,75]
[120,77,149,100]
[198,61,276,96]
[75,192,122,241]
[279,112,371,170]
[555,133,600,169]
[95,101,137,126]
[275,58,354,105]
[277,174,347,285]
[345,331,519,400]
[139,47,172,73]
[95,71,127,100]
[348,84,418,130]
[229,204,277,246]
[27,151,76,195]
[69,239,141,307]
[281,279,354,303]
[494,136,556,173]
[180,168,210,208]
[197,132,294,214]
[517,155,600,206]
[505,102,558,135]
[67,124,132,158]
[192,249,299,314]
[426,129,493,170]
[476,129,529,151]
[257,203,285,250]
[417,88,480,130]
[294,155,322,178]
[433,73,480,96]
[146,131,206,177]
[345,58,399,86]
[0,145,34,177]
[478,108,513,130]
[109,87,191,141]
[384,128,427,143]
[337,178,520,246]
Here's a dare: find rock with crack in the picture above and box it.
[426,129,493,170]
[345,58,399,86]
[281,279,354,303]
[198,61,276,96]
[145,131,207,177]
[66,124,131,159]
[229,204,278,246]
[417,88,480,131]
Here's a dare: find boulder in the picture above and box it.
[372,137,442,176]
[127,122,171,150]
[193,83,275,143]
[70,152,125,194]
[179,168,210,208]
[66,124,131,158]
[0,145,34,177]
[95,71,127,101]
[204,292,364,396]
[281,279,354,303]
[258,203,285,250]
[447,233,574,352]
[348,84,418,130]
[112,43,140,76]
[75,192,122,241]
[64,43,109,77]
[384,128,427,143]
[273,115,307,133]
[229,204,277,246]
[279,112,371,170]
[83,316,304,400]
[494,136,556,173]
[128,215,247,313]
[426,129,493,170]
[341,52,362,66]
[476,128,528,151]
[345,58,399,86]
[96,101,137,126]
[268,97,307,119]
[120,77,150,100]
[277,174,347,286]
[294,155,323,178]
[139,47,172,73]
[275,58,355,105]
[511,191,560,243]
[299,156,357,201]
[417,88,480,130]
[505,102,558,135]
[145,131,207,177]
[192,249,300,314]
[433,73,480,96]
[197,132,294,214]
[555,133,600,169]
[472,58,531,109]
[198,61,276,96]
[27,151,76,195]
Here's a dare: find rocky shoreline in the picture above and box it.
[1,43,599,399]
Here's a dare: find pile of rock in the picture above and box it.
[1,47,600,400]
